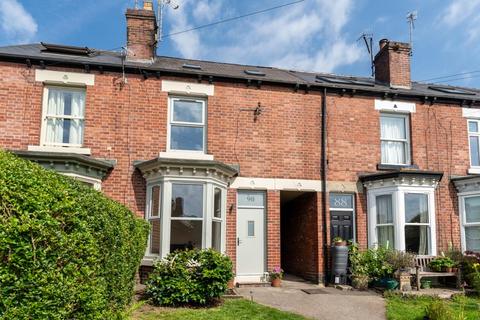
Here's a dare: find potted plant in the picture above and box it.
[349,244,370,290]
[386,250,416,291]
[429,257,455,272]
[333,236,347,246]
[421,279,432,289]
[269,266,284,287]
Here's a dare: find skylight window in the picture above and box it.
[182,63,202,70]
[244,70,266,76]
[428,85,476,96]
[315,75,374,87]
[41,42,92,56]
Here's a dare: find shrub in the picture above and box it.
[0,150,149,319]
[349,244,394,280]
[425,299,454,320]
[463,251,480,290]
[145,249,233,306]
[385,250,416,271]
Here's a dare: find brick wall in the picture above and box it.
[125,9,157,60]
[0,56,474,281]
[281,192,319,281]
[374,40,411,88]
[325,93,469,252]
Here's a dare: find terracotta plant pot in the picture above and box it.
[334,241,347,246]
[452,267,458,273]
[271,278,282,287]
[443,267,453,273]
[227,279,235,289]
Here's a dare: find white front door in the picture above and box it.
[236,191,266,281]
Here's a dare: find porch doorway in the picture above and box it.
[280,191,319,282]
[236,190,266,282]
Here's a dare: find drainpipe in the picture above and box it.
[321,88,328,284]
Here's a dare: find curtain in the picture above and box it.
[381,116,406,164]
[418,226,428,255]
[45,89,84,145]
[465,226,480,252]
[376,195,394,248]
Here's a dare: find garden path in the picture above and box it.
[236,275,386,320]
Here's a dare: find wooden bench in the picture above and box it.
[412,255,461,291]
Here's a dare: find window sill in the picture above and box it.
[28,145,91,155]
[377,163,418,171]
[160,151,214,161]
[468,167,480,174]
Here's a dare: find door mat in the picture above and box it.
[301,288,328,294]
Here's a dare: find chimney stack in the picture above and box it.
[125,0,158,61]
[374,39,412,89]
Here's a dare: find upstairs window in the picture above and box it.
[468,120,480,167]
[168,97,206,152]
[380,113,410,165]
[42,87,86,147]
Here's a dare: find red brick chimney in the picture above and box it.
[125,0,158,61]
[374,39,412,89]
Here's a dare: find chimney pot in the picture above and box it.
[143,0,153,11]
[379,39,389,50]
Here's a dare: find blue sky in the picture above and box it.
[0,0,479,87]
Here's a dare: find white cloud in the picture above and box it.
[440,0,480,41]
[194,0,222,23]
[0,0,38,44]
[166,0,362,73]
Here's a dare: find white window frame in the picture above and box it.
[459,192,480,253]
[212,187,224,251]
[367,186,436,255]
[145,178,226,258]
[167,96,207,153]
[374,192,395,248]
[62,173,101,191]
[40,85,87,148]
[380,113,411,165]
[468,119,480,170]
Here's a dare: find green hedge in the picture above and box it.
[0,150,149,319]
[146,249,234,306]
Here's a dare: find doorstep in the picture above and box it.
[236,282,271,288]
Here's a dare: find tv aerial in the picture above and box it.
[406,10,418,56]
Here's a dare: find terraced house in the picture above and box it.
[1,2,479,284]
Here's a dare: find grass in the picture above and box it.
[130,298,307,320]
[386,294,480,320]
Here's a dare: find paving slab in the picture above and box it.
[236,277,386,320]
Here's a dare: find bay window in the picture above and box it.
[168,97,206,152]
[146,180,226,258]
[380,113,410,165]
[375,194,395,248]
[460,195,480,252]
[367,182,438,255]
[136,157,237,263]
[42,87,86,147]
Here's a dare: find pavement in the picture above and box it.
[236,275,386,320]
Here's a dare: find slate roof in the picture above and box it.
[1,43,479,104]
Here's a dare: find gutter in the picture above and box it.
[321,87,328,284]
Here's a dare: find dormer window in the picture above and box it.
[168,97,206,152]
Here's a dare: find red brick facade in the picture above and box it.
[0,7,476,285]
